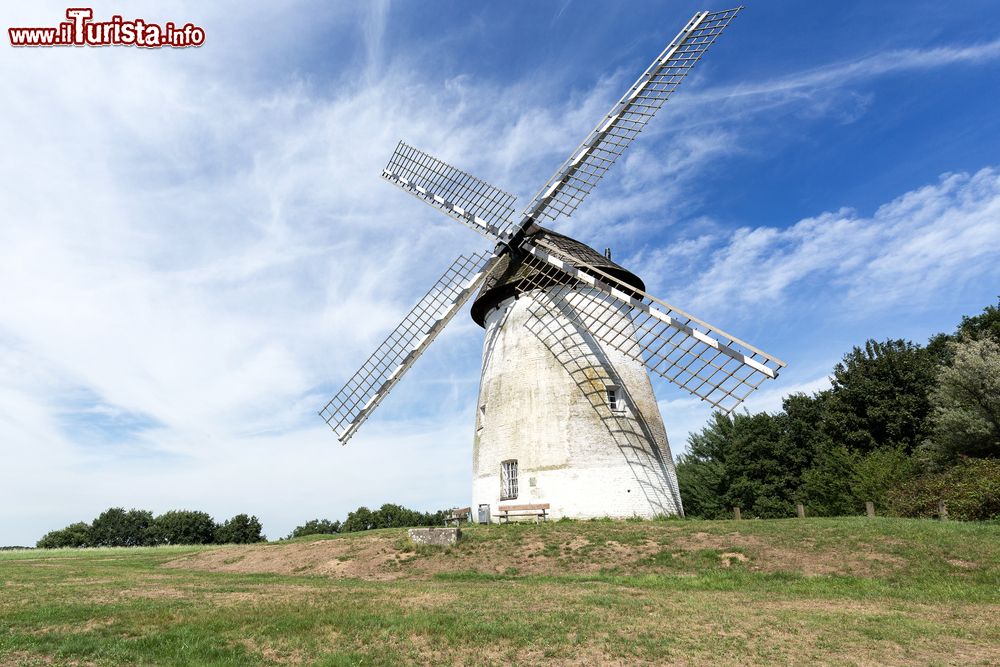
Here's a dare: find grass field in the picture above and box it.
[1,517,998,666]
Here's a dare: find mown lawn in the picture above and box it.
[1,517,997,665]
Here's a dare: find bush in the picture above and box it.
[215,514,265,544]
[36,522,92,549]
[150,510,217,545]
[288,519,340,539]
[851,446,919,512]
[887,458,1000,521]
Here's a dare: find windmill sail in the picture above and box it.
[517,239,784,412]
[320,7,771,444]
[320,250,498,443]
[523,7,743,224]
[383,141,517,242]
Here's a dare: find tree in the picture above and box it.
[676,412,733,519]
[215,514,265,544]
[926,298,1000,364]
[678,396,829,518]
[925,338,1000,465]
[150,510,217,545]
[90,508,155,547]
[36,522,92,549]
[372,503,426,529]
[799,445,858,516]
[822,339,937,453]
[675,301,1000,520]
[723,411,809,518]
[341,506,374,533]
[338,504,443,532]
[287,519,340,539]
[956,297,1000,343]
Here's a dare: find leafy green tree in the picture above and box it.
[676,412,733,519]
[676,301,1000,520]
[341,506,374,533]
[36,522,92,549]
[956,298,1000,343]
[799,445,858,516]
[338,504,444,532]
[783,392,832,452]
[215,514,265,544]
[90,508,155,547]
[822,339,937,453]
[423,509,447,526]
[925,338,1000,466]
[372,503,425,529]
[926,298,1000,363]
[679,395,829,518]
[150,510,217,545]
[723,411,810,518]
[288,519,341,538]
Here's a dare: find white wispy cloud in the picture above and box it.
[531,33,1000,253]
[635,167,1000,320]
[704,38,1000,104]
[657,37,1000,135]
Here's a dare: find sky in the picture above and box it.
[2,0,999,546]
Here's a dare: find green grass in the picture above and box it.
[1,518,997,665]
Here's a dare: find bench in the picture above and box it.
[494,503,550,523]
[444,507,471,526]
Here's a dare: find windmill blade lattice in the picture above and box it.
[517,239,784,412]
[320,250,498,443]
[383,141,518,242]
[524,7,742,223]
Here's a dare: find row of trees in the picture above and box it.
[37,508,265,548]
[38,502,447,548]
[287,503,446,538]
[677,300,1000,521]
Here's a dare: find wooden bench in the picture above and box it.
[444,507,471,526]
[494,503,550,523]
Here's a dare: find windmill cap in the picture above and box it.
[470,224,646,328]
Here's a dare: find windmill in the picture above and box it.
[320,7,785,520]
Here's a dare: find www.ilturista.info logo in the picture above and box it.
[9,8,205,48]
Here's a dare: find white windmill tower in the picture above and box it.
[320,7,785,521]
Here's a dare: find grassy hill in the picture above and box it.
[1,517,998,665]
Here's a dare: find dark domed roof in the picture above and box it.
[470,224,645,327]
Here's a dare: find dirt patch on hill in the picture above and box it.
[162,524,911,581]
[666,530,907,576]
[164,536,407,580]
[163,532,667,580]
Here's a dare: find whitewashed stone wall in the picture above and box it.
[471,287,683,520]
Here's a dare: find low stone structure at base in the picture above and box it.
[408,527,460,546]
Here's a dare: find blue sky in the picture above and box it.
[2,1,999,546]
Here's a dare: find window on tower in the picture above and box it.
[607,386,623,412]
[500,459,518,500]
